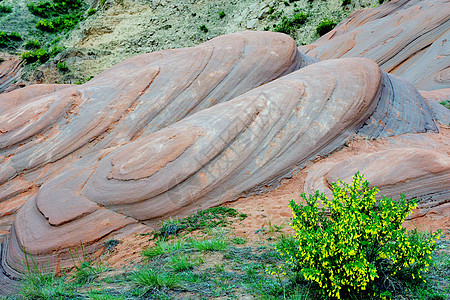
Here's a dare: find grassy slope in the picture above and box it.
[2,207,449,300]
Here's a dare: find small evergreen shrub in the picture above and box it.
[218,11,225,19]
[274,172,441,299]
[316,18,337,36]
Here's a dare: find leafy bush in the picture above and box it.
[274,172,441,299]
[36,13,83,33]
[57,61,69,71]
[218,11,225,19]
[88,8,96,16]
[342,0,351,6]
[25,39,41,49]
[273,12,307,34]
[0,5,12,14]
[316,18,337,36]
[199,24,208,33]
[0,31,22,48]
[21,45,63,64]
[27,0,84,18]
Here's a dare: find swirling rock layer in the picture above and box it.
[0,25,447,293]
[300,0,450,91]
[304,148,450,213]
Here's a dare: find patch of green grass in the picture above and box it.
[72,261,109,285]
[142,240,186,259]
[130,268,181,288]
[21,45,63,64]
[189,238,228,251]
[169,254,202,272]
[36,13,84,33]
[27,0,84,18]
[86,289,126,300]
[18,269,77,300]
[232,237,247,245]
[316,18,337,36]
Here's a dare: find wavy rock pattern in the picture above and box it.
[304,148,450,217]
[300,0,450,90]
[0,27,447,292]
[0,56,23,95]
[1,54,441,288]
[420,88,450,125]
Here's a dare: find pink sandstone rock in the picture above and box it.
[299,0,450,91]
[0,22,448,293]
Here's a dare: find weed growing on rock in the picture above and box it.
[274,172,441,299]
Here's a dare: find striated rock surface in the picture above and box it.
[299,0,450,91]
[0,55,24,94]
[420,88,450,125]
[0,49,442,290]
[0,21,448,292]
[304,148,450,215]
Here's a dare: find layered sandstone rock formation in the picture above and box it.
[300,0,450,91]
[0,0,449,293]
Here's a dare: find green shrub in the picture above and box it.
[25,39,41,49]
[36,13,83,33]
[342,0,351,6]
[28,0,84,18]
[199,24,208,33]
[57,61,69,71]
[274,172,440,299]
[439,100,450,109]
[21,46,61,64]
[316,18,337,36]
[218,11,225,19]
[0,5,12,14]
[88,8,96,16]
[0,31,22,48]
[273,12,307,34]
[130,269,181,288]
